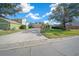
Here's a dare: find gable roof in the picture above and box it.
[0,17,20,24]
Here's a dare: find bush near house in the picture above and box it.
[19,25,26,29]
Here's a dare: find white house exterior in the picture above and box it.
[22,18,29,29]
[22,18,26,25]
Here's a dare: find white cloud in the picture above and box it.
[26,13,41,19]
[42,12,51,18]
[49,4,57,11]
[20,3,34,13]
[42,4,58,18]
[44,20,49,24]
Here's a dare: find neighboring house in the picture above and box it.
[44,19,79,29]
[0,17,21,30]
[66,22,79,29]
[32,24,42,28]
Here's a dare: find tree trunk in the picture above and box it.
[62,19,66,30]
[63,23,66,30]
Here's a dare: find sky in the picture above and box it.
[7,3,56,23]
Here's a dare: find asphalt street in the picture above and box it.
[0,28,79,56]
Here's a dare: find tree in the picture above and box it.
[0,3,21,18]
[49,3,79,30]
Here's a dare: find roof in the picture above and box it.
[66,21,79,26]
[72,22,79,26]
[0,17,20,24]
[6,20,18,24]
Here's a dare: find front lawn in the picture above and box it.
[41,29,79,39]
[0,30,21,36]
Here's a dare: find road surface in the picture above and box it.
[0,28,79,56]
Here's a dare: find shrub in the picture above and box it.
[29,25,32,28]
[19,25,26,29]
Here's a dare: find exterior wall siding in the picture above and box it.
[10,23,21,30]
[66,26,79,29]
[0,18,21,30]
[0,18,10,30]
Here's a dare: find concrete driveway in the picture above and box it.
[0,28,46,44]
[0,28,79,56]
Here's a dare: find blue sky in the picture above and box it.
[7,3,55,23]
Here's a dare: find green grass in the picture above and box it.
[41,29,79,39]
[0,30,21,36]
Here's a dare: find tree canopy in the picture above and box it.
[49,3,79,30]
[0,3,22,17]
